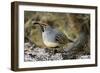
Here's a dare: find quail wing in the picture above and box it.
[55,32,68,44]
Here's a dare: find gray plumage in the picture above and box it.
[42,26,68,47]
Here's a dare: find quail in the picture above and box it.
[32,17,73,53]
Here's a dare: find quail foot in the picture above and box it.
[32,18,73,54]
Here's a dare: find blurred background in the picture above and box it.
[24,11,90,61]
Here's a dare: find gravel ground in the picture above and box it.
[24,42,90,61]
